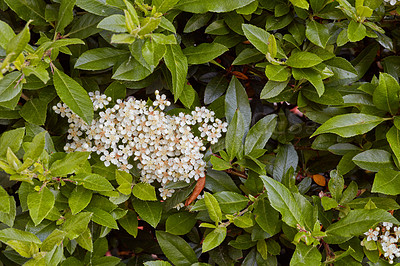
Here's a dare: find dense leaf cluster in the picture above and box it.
[1,0,400,265]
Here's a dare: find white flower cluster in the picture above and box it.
[53,90,227,199]
[363,222,400,264]
[384,0,398,5]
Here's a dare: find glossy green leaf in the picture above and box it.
[133,198,162,228]
[0,20,15,50]
[325,209,399,244]
[372,168,400,195]
[352,149,394,172]
[373,72,400,114]
[311,114,386,138]
[225,76,251,129]
[260,176,305,229]
[305,20,330,48]
[87,207,118,229]
[242,24,270,54]
[69,186,93,215]
[286,51,323,68]
[166,212,197,235]
[164,44,188,100]
[50,151,90,176]
[175,0,255,13]
[27,187,55,225]
[97,14,127,32]
[184,43,228,65]
[132,182,157,201]
[4,0,46,25]
[76,0,120,16]
[0,72,23,104]
[290,243,321,265]
[55,0,76,34]
[20,98,47,125]
[214,191,248,214]
[347,21,366,42]
[119,210,138,237]
[62,212,93,239]
[204,192,222,223]
[225,110,244,160]
[0,228,41,244]
[75,48,129,70]
[202,227,227,253]
[53,68,94,124]
[156,231,198,265]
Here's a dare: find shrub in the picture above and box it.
[1,0,400,265]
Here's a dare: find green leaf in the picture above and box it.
[104,81,126,102]
[27,187,55,225]
[119,210,138,237]
[290,243,321,265]
[156,231,198,265]
[6,21,31,62]
[68,13,103,39]
[325,209,399,244]
[53,68,94,124]
[69,186,93,215]
[352,149,394,172]
[214,191,248,214]
[387,126,400,163]
[164,44,188,100]
[204,192,222,223]
[183,43,228,65]
[205,169,241,194]
[86,207,118,229]
[210,156,231,171]
[372,168,400,195]
[50,151,90,176]
[225,110,244,161]
[152,33,177,45]
[0,127,24,159]
[153,0,179,13]
[373,73,400,114]
[132,182,157,201]
[166,212,197,235]
[242,24,270,54]
[347,21,366,42]
[273,144,298,182]
[62,212,93,240]
[75,48,129,70]
[133,198,162,228]
[0,228,41,244]
[232,48,265,66]
[23,131,45,163]
[260,176,304,228]
[0,187,9,214]
[254,199,281,236]
[20,98,47,125]
[202,227,227,253]
[79,173,115,191]
[0,197,16,227]
[76,0,120,16]
[265,64,290,82]
[286,51,323,68]
[4,0,46,25]
[234,213,254,228]
[98,14,127,32]
[41,229,67,252]
[55,0,76,34]
[0,20,15,50]
[76,228,93,252]
[225,76,251,129]
[311,114,386,138]
[175,0,255,13]
[0,72,23,104]
[112,56,153,81]
[305,20,330,48]
[244,115,277,155]
[260,80,289,99]
[179,83,196,109]
[292,68,325,96]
